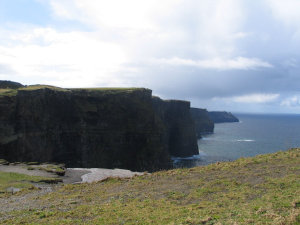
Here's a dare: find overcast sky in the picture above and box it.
[1,0,300,113]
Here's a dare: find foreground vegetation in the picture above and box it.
[1,149,300,224]
[0,172,61,194]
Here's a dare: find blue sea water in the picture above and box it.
[173,113,300,168]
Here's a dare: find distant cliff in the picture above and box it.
[208,111,239,123]
[0,81,199,171]
[190,108,214,138]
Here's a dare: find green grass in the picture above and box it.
[1,149,300,224]
[0,172,61,194]
[71,87,141,91]
[0,85,148,98]
[70,87,148,95]
[0,89,18,97]
[32,164,66,176]
[19,85,68,92]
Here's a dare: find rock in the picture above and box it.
[0,81,199,171]
[190,108,214,138]
[69,168,145,183]
[152,97,199,157]
[208,111,239,123]
[0,159,9,165]
[6,187,21,194]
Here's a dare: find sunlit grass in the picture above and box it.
[1,148,300,224]
[0,172,61,195]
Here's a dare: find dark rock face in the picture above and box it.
[152,97,199,157]
[0,84,199,171]
[190,108,214,138]
[208,111,239,123]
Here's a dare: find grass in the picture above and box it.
[70,87,149,96]
[1,148,300,224]
[0,85,148,98]
[27,164,66,176]
[0,88,18,97]
[19,85,68,92]
[0,172,61,194]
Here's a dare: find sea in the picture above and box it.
[173,113,300,168]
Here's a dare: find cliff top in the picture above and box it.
[1,148,299,224]
[0,81,151,97]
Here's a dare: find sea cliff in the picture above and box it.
[0,81,199,171]
[208,111,239,123]
[190,108,214,138]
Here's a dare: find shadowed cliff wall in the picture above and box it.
[152,97,199,157]
[190,108,214,138]
[0,83,199,171]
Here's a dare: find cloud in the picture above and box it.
[46,0,247,58]
[266,0,300,27]
[151,57,272,70]
[215,93,280,104]
[0,63,15,75]
[281,96,300,107]
[282,58,298,68]
[48,0,181,30]
[0,27,127,87]
[2,0,300,113]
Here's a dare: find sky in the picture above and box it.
[0,0,300,113]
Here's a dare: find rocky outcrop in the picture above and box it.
[208,111,239,123]
[190,108,214,138]
[0,82,199,171]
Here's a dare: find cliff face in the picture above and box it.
[152,98,199,157]
[190,108,214,138]
[208,111,239,123]
[0,83,199,171]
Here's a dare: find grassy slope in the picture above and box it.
[0,172,61,193]
[1,149,299,224]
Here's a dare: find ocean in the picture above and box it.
[173,113,300,168]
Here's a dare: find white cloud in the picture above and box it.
[46,0,247,58]
[152,57,272,70]
[281,96,300,107]
[266,0,300,27]
[48,0,182,30]
[215,93,280,103]
[0,28,127,87]
[0,0,257,88]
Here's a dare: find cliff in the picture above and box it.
[0,82,199,171]
[152,97,198,157]
[208,111,239,123]
[190,108,214,138]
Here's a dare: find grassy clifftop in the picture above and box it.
[0,84,147,97]
[1,148,299,224]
